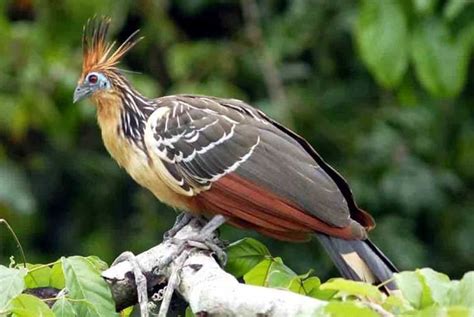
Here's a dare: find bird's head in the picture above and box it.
[73,17,142,103]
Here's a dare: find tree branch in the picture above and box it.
[101,222,327,316]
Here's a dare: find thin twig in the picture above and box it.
[0,219,27,267]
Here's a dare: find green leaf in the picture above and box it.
[382,295,413,315]
[0,265,27,309]
[266,258,299,289]
[418,268,451,305]
[356,0,409,88]
[415,305,474,317]
[226,238,271,278]
[298,269,315,281]
[395,271,424,308]
[319,278,383,302]
[62,256,118,317]
[411,18,471,97]
[243,258,272,286]
[395,268,454,309]
[8,294,54,317]
[24,264,52,288]
[449,271,474,308]
[287,277,306,294]
[243,257,298,289]
[85,256,109,272]
[324,301,379,317]
[302,276,320,295]
[50,261,65,289]
[118,306,134,317]
[302,276,338,300]
[52,296,77,317]
[242,256,317,296]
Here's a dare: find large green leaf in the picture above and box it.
[24,264,52,288]
[324,301,379,317]
[243,257,299,290]
[303,276,337,300]
[411,18,471,97]
[382,294,413,315]
[0,266,27,309]
[52,296,77,317]
[414,305,474,317]
[226,238,271,278]
[243,258,273,286]
[417,268,451,306]
[8,294,54,317]
[448,271,474,308]
[319,278,384,302]
[395,271,424,308]
[62,256,118,317]
[50,261,65,289]
[85,256,109,272]
[356,0,409,88]
[265,259,299,290]
[395,268,456,309]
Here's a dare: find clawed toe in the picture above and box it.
[185,235,228,266]
[111,251,149,317]
[163,212,195,240]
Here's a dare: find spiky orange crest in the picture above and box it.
[81,17,142,78]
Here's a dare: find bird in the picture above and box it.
[74,17,398,291]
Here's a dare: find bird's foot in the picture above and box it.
[178,214,228,266]
[112,251,149,317]
[163,212,208,240]
[185,234,228,266]
[158,215,228,271]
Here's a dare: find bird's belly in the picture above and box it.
[126,158,192,211]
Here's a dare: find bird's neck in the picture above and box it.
[92,84,156,168]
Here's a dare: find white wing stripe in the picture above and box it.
[192,135,260,182]
[181,124,236,163]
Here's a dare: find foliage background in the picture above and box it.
[0,0,473,281]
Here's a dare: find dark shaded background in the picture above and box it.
[1,0,473,280]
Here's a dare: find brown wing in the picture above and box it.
[144,95,373,239]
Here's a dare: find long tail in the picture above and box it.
[316,234,398,292]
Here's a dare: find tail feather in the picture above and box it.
[316,234,398,292]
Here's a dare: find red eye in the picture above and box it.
[88,74,98,84]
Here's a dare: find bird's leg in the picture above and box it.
[155,216,227,316]
[184,215,228,266]
[111,251,149,317]
[163,212,199,240]
[199,214,227,236]
[156,250,189,317]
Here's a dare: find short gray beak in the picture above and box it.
[73,85,92,103]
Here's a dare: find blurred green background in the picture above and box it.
[0,0,473,280]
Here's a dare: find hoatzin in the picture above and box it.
[74,17,397,291]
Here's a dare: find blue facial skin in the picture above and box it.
[73,72,111,103]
